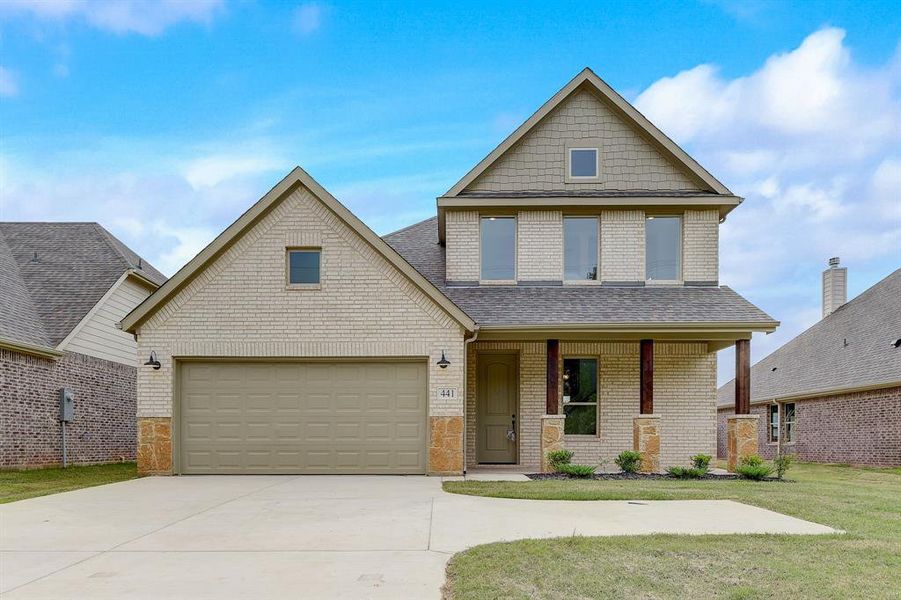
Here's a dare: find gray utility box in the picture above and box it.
[59,388,74,422]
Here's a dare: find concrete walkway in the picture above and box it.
[0,475,835,599]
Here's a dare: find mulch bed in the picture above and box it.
[527,472,788,482]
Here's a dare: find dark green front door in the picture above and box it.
[476,353,518,464]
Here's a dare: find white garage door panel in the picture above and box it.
[179,361,427,474]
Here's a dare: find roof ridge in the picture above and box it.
[92,223,136,272]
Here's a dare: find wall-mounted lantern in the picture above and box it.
[437,351,450,369]
[144,351,161,370]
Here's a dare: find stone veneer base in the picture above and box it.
[429,415,464,475]
[539,415,566,473]
[726,414,760,472]
[137,417,173,475]
[633,415,661,473]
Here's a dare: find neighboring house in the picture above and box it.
[121,68,777,477]
[717,263,901,467]
[0,223,166,468]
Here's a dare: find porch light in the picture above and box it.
[437,351,451,369]
[144,351,161,370]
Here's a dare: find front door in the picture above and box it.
[476,353,518,464]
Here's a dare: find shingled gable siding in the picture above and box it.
[466,340,716,470]
[517,210,563,281]
[465,90,702,193]
[0,349,136,468]
[717,385,901,467]
[135,186,466,471]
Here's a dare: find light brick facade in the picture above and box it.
[135,185,466,474]
[517,210,563,281]
[717,385,901,467]
[466,340,717,470]
[465,90,702,193]
[446,207,718,286]
[445,210,479,283]
[682,209,719,283]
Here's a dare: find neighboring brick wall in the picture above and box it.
[136,185,466,472]
[445,210,479,282]
[465,90,702,193]
[466,340,716,470]
[682,209,719,283]
[717,386,901,467]
[517,210,562,281]
[0,349,136,468]
[600,210,645,282]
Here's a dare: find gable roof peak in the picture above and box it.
[442,67,732,199]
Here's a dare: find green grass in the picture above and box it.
[443,463,901,599]
[0,462,138,504]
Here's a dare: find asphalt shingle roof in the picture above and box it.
[384,216,777,327]
[717,269,901,405]
[0,223,166,348]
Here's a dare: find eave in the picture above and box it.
[0,337,64,359]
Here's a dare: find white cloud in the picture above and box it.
[292,3,323,36]
[0,0,224,36]
[0,66,19,97]
[182,154,286,189]
[635,27,901,384]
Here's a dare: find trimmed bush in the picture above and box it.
[691,454,712,472]
[614,450,642,474]
[736,454,773,480]
[546,449,574,471]
[667,466,707,479]
[557,463,597,478]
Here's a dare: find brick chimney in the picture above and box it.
[822,257,847,318]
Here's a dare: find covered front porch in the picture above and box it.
[463,330,757,473]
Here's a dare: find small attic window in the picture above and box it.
[569,148,598,178]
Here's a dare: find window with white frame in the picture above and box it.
[562,358,598,435]
[480,217,516,281]
[783,403,796,443]
[645,216,681,281]
[769,402,797,443]
[569,148,598,178]
[564,217,598,281]
[769,404,780,442]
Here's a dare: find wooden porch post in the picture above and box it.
[735,338,750,414]
[546,339,560,414]
[639,339,653,415]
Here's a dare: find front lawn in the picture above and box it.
[0,462,138,504]
[443,463,901,599]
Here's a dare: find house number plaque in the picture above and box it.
[437,387,458,400]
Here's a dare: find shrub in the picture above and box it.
[736,454,773,480]
[557,463,597,478]
[546,449,574,471]
[691,454,712,472]
[667,466,707,479]
[614,450,642,474]
[773,454,794,479]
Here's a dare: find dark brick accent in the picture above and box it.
[718,385,901,467]
[0,349,136,468]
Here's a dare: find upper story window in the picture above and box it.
[564,217,598,281]
[480,217,516,281]
[569,148,598,178]
[287,249,321,286]
[645,216,681,281]
[563,357,598,435]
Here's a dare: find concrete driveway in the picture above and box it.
[1,475,834,599]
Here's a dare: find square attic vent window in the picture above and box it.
[569,148,598,178]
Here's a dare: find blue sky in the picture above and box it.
[1,0,899,384]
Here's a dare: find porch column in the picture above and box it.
[727,338,759,471]
[633,339,660,473]
[546,339,559,414]
[541,339,565,472]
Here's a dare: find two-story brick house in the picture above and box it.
[122,68,777,476]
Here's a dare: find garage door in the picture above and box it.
[179,361,427,474]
